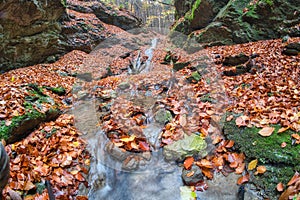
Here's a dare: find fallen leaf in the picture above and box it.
[276,182,284,192]
[254,165,267,175]
[258,127,275,137]
[278,127,289,133]
[248,159,258,171]
[237,173,250,185]
[287,172,300,186]
[24,181,35,191]
[184,157,194,170]
[235,115,249,127]
[281,142,287,148]
[201,167,213,179]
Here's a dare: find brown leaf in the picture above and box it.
[237,173,250,185]
[201,167,213,179]
[258,127,275,137]
[287,172,300,186]
[255,165,267,175]
[278,127,289,133]
[235,116,249,127]
[277,182,284,192]
[24,181,35,191]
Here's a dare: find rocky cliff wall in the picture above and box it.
[173,0,300,47]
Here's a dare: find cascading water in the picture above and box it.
[73,28,261,200]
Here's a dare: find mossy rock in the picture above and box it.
[223,113,300,198]
[0,84,61,144]
[46,86,66,96]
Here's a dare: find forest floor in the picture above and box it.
[0,20,300,199]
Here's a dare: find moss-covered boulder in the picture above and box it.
[0,84,61,144]
[163,133,207,161]
[173,0,300,47]
[224,114,300,199]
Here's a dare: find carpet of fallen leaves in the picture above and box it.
[3,114,90,199]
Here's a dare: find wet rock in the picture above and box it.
[122,155,140,171]
[223,53,249,66]
[154,109,173,124]
[163,134,207,161]
[105,141,129,161]
[0,143,9,194]
[182,164,203,186]
[77,72,93,82]
[173,62,190,71]
[118,82,130,90]
[98,90,117,101]
[282,42,300,56]
[60,8,106,53]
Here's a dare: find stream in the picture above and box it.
[72,28,262,200]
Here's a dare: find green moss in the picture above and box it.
[224,116,300,165]
[224,113,300,198]
[46,86,66,96]
[0,103,45,141]
[185,0,202,21]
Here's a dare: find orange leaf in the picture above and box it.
[255,165,267,175]
[225,140,235,148]
[235,163,246,174]
[277,127,289,133]
[24,181,35,191]
[248,159,258,171]
[184,157,194,170]
[237,173,249,185]
[276,182,284,192]
[287,172,300,186]
[201,167,213,179]
[258,127,275,137]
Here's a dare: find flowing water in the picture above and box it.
[73,28,262,200]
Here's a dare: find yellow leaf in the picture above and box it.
[258,127,274,137]
[11,76,15,82]
[120,135,136,142]
[73,141,80,147]
[248,159,258,170]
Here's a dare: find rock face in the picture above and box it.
[0,0,142,72]
[173,0,300,47]
[0,0,66,72]
[66,0,141,30]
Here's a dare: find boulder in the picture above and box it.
[223,53,249,66]
[0,0,66,72]
[163,133,207,161]
[173,0,300,47]
[67,0,142,31]
[282,42,300,56]
[182,164,204,185]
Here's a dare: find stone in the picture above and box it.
[173,62,191,71]
[223,53,249,66]
[154,109,173,124]
[0,0,66,72]
[173,0,300,47]
[163,134,207,161]
[182,164,203,186]
[282,42,300,56]
[118,82,131,90]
